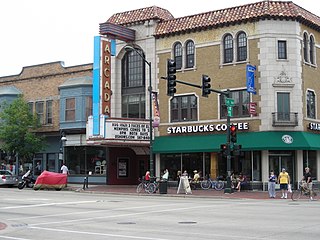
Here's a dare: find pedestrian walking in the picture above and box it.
[61,163,69,175]
[268,170,277,198]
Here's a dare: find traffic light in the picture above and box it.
[201,74,211,97]
[233,144,242,156]
[167,59,176,96]
[220,144,228,156]
[230,124,237,143]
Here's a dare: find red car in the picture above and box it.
[34,171,67,191]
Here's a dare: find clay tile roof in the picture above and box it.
[155,1,320,38]
[106,6,174,26]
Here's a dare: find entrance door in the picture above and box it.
[269,152,295,185]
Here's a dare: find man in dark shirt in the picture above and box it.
[302,167,313,199]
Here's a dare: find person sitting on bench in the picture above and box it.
[235,173,247,192]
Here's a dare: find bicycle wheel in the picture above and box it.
[214,181,225,191]
[291,189,302,201]
[200,180,211,190]
[146,183,157,194]
[136,183,144,193]
[311,188,319,201]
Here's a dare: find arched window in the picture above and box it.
[223,34,233,63]
[307,90,316,119]
[303,32,308,62]
[174,42,182,70]
[121,48,146,118]
[310,35,315,64]
[185,40,195,68]
[237,32,247,61]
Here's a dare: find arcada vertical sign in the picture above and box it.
[101,39,111,116]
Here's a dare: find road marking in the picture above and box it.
[0,200,98,210]
[0,236,31,240]
[29,226,173,240]
[29,205,208,226]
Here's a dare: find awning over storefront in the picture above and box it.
[153,131,320,153]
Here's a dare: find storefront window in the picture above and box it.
[67,146,106,176]
[303,150,317,180]
[160,153,208,181]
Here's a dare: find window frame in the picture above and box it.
[85,96,92,120]
[185,40,195,68]
[122,94,146,119]
[121,47,146,119]
[310,35,315,65]
[307,89,316,119]
[277,40,287,60]
[65,98,76,122]
[237,32,247,62]
[223,34,234,63]
[170,94,198,122]
[35,101,44,124]
[174,42,183,70]
[303,32,309,62]
[46,100,53,124]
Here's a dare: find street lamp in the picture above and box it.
[61,134,67,164]
[124,45,154,176]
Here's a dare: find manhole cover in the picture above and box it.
[117,222,136,225]
[178,221,197,224]
[0,222,7,230]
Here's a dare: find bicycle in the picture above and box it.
[200,177,224,190]
[291,181,318,201]
[136,178,157,194]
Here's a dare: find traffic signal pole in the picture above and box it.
[164,62,234,193]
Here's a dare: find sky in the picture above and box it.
[0,0,318,77]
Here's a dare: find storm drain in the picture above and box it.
[117,222,136,225]
[178,221,197,224]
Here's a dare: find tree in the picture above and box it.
[0,95,45,165]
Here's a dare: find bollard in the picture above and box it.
[83,177,87,190]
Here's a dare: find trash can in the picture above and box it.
[159,180,168,194]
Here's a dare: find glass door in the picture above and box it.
[269,152,295,186]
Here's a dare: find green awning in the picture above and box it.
[153,131,320,153]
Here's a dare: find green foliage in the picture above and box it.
[0,95,45,161]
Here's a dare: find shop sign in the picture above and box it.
[105,119,150,141]
[308,122,320,131]
[167,122,249,134]
[101,39,111,116]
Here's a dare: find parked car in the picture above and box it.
[33,171,67,191]
[0,170,18,187]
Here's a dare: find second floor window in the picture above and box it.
[171,95,197,122]
[310,36,315,65]
[220,90,250,118]
[303,33,308,62]
[237,32,247,61]
[278,40,287,59]
[65,98,75,121]
[174,43,182,70]
[307,90,316,119]
[86,96,92,119]
[122,94,145,119]
[35,101,44,124]
[122,47,146,119]
[46,100,53,124]
[223,34,233,63]
[186,40,195,68]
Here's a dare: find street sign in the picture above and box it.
[227,106,233,117]
[226,98,234,107]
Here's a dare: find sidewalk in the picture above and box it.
[66,184,276,200]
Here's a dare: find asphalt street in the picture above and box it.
[0,187,319,240]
